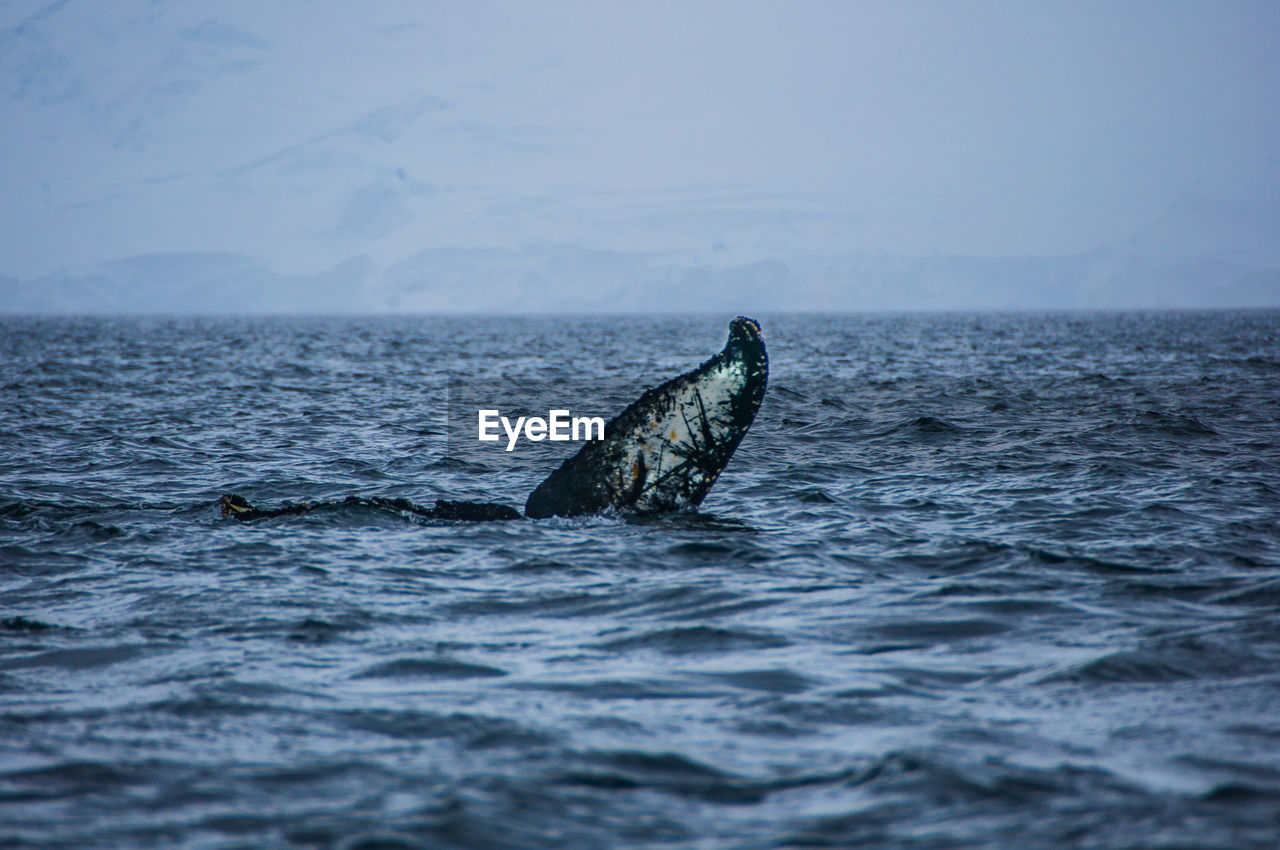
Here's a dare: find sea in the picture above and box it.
[2,311,1279,849]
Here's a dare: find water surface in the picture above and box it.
[2,312,1279,848]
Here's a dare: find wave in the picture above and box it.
[600,625,790,656]
[353,657,507,679]
[1039,631,1273,685]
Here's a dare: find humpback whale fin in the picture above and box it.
[524,316,768,518]
[218,317,767,523]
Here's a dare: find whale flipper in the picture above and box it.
[524,317,768,518]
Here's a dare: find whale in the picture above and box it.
[218,493,521,522]
[220,316,768,521]
[524,316,767,517]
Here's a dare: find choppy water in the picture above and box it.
[2,312,1280,849]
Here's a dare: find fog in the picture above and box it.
[2,0,1278,311]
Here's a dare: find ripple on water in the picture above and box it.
[352,657,508,679]
[598,625,792,655]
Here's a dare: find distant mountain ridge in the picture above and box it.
[3,244,1276,313]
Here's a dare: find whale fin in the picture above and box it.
[524,317,768,518]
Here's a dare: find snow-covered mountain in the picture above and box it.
[4,243,1276,313]
[2,2,1278,311]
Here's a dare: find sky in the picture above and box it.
[1,0,1278,308]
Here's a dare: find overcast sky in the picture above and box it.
[1,0,1278,280]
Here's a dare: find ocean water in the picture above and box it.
[2,311,1279,849]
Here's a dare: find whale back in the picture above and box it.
[524,317,768,518]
